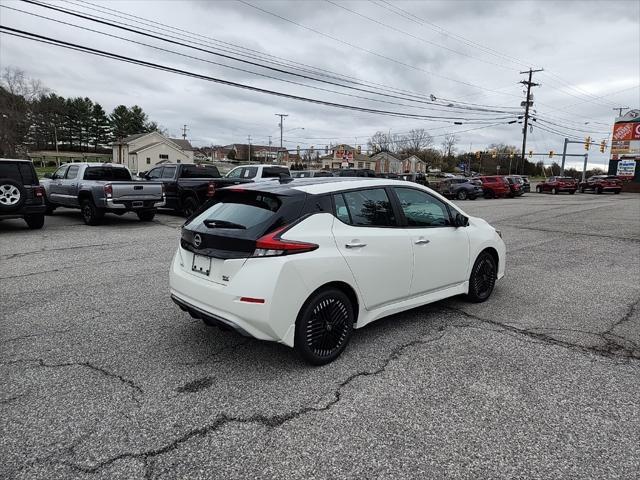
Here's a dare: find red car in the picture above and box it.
[536,176,578,195]
[579,175,622,194]
[477,176,510,198]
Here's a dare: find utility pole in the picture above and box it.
[247,134,251,162]
[275,113,288,164]
[582,153,589,183]
[519,68,543,174]
[560,137,569,175]
[181,124,188,140]
[612,106,629,118]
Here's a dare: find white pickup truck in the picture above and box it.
[224,164,290,181]
[41,163,165,225]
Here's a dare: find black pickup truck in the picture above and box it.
[139,163,250,216]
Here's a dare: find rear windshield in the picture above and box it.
[180,164,220,178]
[263,167,290,178]
[291,171,311,178]
[84,167,131,181]
[190,192,280,230]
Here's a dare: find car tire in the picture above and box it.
[182,196,199,218]
[466,251,497,303]
[484,190,495,199]
[580,186,585,193]
[81,199,104,226]
[552,187,559,195]
[137,210,155,222]
[536,186,542,193]
[0,178,26,212]
[294,288,354,365]
[24,214,45,229]
[596,187,602,194]
[469,194,477,200]
[456,190,468,200]
[569,190,576,195]
[614,190,621,195]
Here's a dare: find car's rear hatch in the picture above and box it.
[179,188,307,284]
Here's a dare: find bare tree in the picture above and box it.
[368,130,391,153]
[402,128,433,153]
[441,133,458,159]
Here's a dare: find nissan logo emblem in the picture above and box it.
[193,234,202,248]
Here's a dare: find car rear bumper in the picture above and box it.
[169,247,310,346]
[106,195,165,209]
[0,203,46,219]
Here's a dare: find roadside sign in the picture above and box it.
[616,159,636,178]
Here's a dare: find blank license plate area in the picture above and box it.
[192,253,211,276]
[132,201,144,208]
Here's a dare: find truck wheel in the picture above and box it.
[24,214,45,230]
[81,199,104,226]
[137,210,155,222]
[182,196,199,218]
[0,178,26,212]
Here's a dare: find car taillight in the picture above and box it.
[207,181,215,197]
[252,224,318,257]
[34,185,44,197]
[104,184,113,198]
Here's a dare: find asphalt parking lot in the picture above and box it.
[2,191,639,480]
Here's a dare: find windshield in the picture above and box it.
[83,167,131,181]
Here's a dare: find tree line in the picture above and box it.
[0,68,162,157]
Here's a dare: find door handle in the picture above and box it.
[345,242,366,249]
[415,239,430,245]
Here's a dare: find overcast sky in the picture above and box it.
[1,0,639,169]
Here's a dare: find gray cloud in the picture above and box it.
[1,0,638,169]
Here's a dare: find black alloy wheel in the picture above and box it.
[552,187,559,195]
[182,196,199,218]
[295,288,354,365]
[456,190,468,200]
[596,187,603,194]
[467,251,497,303]
[81,199,104,226]
[24,214,45,229]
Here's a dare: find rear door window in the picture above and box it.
[263,167,289,178]
[337,188,396,227]
[65,165,80,179]
[161,166,177,180]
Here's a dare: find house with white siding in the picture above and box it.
[112,132,194,173]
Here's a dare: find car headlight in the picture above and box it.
[495,229,502,238]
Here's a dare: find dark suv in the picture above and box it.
[0,159,46,229]
[435,177,484,200]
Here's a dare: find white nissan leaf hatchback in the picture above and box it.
[170,178,505,364]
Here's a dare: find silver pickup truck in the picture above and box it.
[41,163,165,225]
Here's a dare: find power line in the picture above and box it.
[0,26,521,124]
[18,0,521,117]
[237,0,523,99]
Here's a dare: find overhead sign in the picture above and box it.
[616,159,636,177]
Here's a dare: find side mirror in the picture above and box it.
[43,173,52,179]
[454,213,469,227]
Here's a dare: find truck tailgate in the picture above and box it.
[111,182,164,200]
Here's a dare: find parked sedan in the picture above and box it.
[579,175,622,194]
[536,176,578,194]
[170,178,506,364]
[435,177,484,200]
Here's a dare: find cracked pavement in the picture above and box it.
[1,192,639,479]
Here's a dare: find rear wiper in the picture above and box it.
[203,219,246,229]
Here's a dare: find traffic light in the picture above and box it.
[549,150,554,158]
[357,145,361,154]
[529,150,533,158]
[296,145,300,155]
[599,140,606,153]
[584,136,591,150]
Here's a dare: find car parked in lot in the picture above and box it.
[505,176,524,197]
[434,177,484,200]
[337,169,377,178]
[579,175,622,194]
[536,176,578,194]
[476,176,510,198]
[398,172,428,186]
[170,178,506,364]
[41,163,165,225]
[290,170,334,178]
[519,175,531,192]
[0,159,46,229]
[140,163,253,216]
